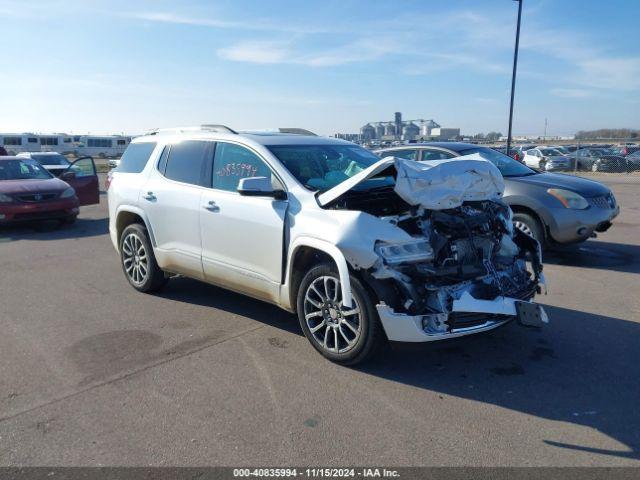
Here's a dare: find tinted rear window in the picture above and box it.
[163,140,213,186]
[117,142,157,173]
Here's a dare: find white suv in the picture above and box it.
[108,125,547,365]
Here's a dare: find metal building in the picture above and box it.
[360,123,376,141]
[402,122,420,141]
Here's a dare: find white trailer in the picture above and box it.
[0,133,41,155]
[75,135,131,158]
[38,134,74,154]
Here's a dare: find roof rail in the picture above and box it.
[146,124,237,136]
[277,128,318,136]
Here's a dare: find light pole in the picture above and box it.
[506,0,523,155]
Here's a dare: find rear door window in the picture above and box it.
[118,142,157,173]
[383,149,418,160]
[163,141,213,187]
[421,149,456,160]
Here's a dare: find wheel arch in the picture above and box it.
[285,238,354,311]
[115,206,157,251]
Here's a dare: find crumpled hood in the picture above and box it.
[0,177,69,195]
[317,154,505,209]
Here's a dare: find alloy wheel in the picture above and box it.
[122,233,148,286]
[514,220,534,238]
[303,275,362,354]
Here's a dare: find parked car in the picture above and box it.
[17,152,72,177]
[614,145,640,157]
[21,156,100,206]
[0,156,81,224]
[569,148,631,172]
[375,143,619,248]
[624,150,640,169]
[492,146,523,161]
[522,147,573,171]
[108,126,549,365]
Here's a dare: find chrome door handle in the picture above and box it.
[143,191,156,201]
[204,200,219,212]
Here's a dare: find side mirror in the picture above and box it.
[237,177,286,200]
[61,170,76,180]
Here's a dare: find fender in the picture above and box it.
[503,194,555,227]
[283,236,354,309]
[114,205,158,250]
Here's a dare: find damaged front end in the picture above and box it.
[321,155,548,342]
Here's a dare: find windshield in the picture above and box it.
[458,147,537,177]
[31,154,70,166]
[0,159,52,180]
[267,144,393,192]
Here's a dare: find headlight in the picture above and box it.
[0,193,14,203]
[547,188,588,209]
[375,239,434,265]
[60,187,76,198]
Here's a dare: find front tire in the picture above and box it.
[119,223,167,293]
[513,212,545,248]
[296,264,385,365]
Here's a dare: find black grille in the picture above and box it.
[15,193,59,203]
[13,210,67,220]
[588,193,616,209]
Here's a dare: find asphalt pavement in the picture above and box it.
[1,175,639,466]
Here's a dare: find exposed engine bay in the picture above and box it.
[321,155,546,338]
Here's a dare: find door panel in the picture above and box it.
[200,142,287,301]
[200,191,287,301]
[65,157,99,205]
[142,172,204,279]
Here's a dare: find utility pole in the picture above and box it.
[506,0,523,155]
[543,117,548,144]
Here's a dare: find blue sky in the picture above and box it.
[1,0,638,136]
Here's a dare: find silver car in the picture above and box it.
[108,127,547,365]
[376,143,619,247]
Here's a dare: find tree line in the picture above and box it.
[575,129,640,139]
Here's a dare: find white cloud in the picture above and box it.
[130,12,247,29]
[217,36,400,67]
[577,58,640,91]
[550,88,595,98]
[217,41,291,65]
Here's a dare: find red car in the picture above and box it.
[0,156,99,225]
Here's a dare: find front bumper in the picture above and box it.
[376,292,548,343]
[546,203,619,243]
[0,199,79,224]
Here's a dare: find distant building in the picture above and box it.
[430,127,461,141]
[334,111,461,144]
[359,123,376,142]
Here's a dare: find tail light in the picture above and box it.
[105,171,113,190]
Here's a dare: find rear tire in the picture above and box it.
[513,212,545,248]
[119,223,167,293]
[296,264,385,365]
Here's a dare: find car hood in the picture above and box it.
[507,172,610,197]
[546,155,569,161]
[317,154,505,209]
[0,177,69,195]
